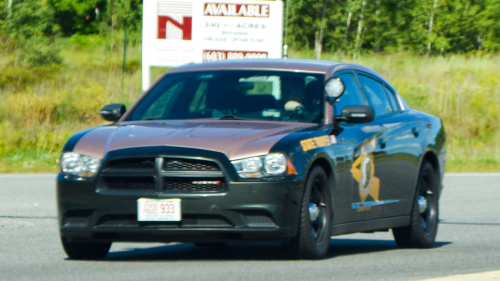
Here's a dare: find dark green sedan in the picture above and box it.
[57,59,446,259]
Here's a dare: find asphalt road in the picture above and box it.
[0,173,499,281]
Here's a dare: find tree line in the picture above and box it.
[0,0,141,39]
[289,0,500,55]
[0,0,498,57]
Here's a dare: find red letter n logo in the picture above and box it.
[158,15,192,40]
[157,2,193,40]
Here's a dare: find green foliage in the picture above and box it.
[21,38,63,66]
[1,0,500,172]
[0,64,60,90]
[0,40,144,172]
[1,0,142,38]
[482,0,500,51]
[112,0,142,31]
[0,43,500,172]
[285,0,500,54]
[0,1,62,66]
[0,35,64,67]
[69,33,107,48]
[2,0,56,40]
[48,0,106,35]
[2,0,499,54]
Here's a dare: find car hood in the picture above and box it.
[72,120,316,160]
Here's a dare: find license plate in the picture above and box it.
[137,198,181,221]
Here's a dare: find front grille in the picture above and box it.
[102,176,155,190]
[96,214,232,228]
[165,159,220,171]
[164,178,226,192]
[244,214,277,227]
[97,215,139,227]
[99,156,226,193]
[63,210,93,227]
[104,158,155,171]
[181,215,232,227]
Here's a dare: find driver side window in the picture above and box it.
[334,73,366,116]
[141,81,184,120]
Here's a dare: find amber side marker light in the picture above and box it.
[287,157,298,175]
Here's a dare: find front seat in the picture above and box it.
[303,80,323,113]
[205,80,242,114]
[236,95,279,114]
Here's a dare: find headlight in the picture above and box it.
[231,153,296,178]
[264,154,287,174]
[61,152,101,178]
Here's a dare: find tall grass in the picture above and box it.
[0,37,143,172]
[0,43,499,172]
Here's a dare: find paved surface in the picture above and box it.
[0,173,499,281]
[423,270,500,280]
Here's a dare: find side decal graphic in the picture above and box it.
[351,138,380,212]
[352,200,399,209]
[300,135,337,152]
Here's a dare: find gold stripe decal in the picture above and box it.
[300,135,337,152]
[351,138,380,212]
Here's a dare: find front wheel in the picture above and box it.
[392,160,439,248]
[61,238,111,260]
[287,166,332,259]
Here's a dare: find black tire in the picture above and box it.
[392,160,439,248]
[61,238,111,260]
[287,166,332,259]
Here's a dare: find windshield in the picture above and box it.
[126,70,325,123]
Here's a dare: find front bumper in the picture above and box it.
[57,174,305,243]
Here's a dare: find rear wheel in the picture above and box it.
[61,238,111,260]
[393,160,439,248]
[287,166,332,259]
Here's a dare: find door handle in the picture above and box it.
[412,127,419,137]
[378,138,386,149]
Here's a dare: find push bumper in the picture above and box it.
[57,174,305,243]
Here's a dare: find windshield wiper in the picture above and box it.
[219,115,244,120]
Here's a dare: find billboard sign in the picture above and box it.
[142,0,284,90]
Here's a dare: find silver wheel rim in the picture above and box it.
[418,196,428,214]
[309,203,319,221]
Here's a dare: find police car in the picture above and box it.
[57,59,446,259]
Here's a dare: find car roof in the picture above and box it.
[166,59,386,82]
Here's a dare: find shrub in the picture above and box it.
[69,34,107,49]
[0,65,61,89]
[23,46,63,66]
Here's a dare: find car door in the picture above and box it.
[331,71,382,223]
[355,72,419,220]
[378,85,421,218]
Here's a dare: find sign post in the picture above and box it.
[142,0,283,90]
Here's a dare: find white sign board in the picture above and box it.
[142,0,284,90]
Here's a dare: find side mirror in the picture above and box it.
[336,105,375,124]
[99,103,126,122]
[324,77,345,104]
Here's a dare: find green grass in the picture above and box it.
[0,42,499,173]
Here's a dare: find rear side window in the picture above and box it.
[357,74,393,117]
[384,86,400,112]
[334,73,366,116]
